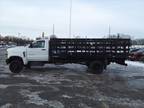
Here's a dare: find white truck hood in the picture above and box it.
[7,46,26,53]
[7,46,27,59]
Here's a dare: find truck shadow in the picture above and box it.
[23,64,88,74]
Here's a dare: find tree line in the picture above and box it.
[0,34,144,46]
[132,39,144,45]
[0,35,33,46]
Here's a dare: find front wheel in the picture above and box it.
[9,60,23,73]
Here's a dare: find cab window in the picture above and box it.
[30,41,45,48]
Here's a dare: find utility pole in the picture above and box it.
[53,24,55,35]
[42,32,45,38]
[69,0,72,38]
[18,33,21,37]
[109,25,111,37]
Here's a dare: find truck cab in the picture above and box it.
[27,39,49,62]
[6,39,49,73]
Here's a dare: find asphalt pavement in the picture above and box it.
[0,48,144,108]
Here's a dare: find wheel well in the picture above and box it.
[7,56,23,64]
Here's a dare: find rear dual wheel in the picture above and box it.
[9,60,23,73]
[88,61,104,74]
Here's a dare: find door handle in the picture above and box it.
[42,49,46,51]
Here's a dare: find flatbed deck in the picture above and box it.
[49,38,131,63]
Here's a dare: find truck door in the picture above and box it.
[27,40,48,61]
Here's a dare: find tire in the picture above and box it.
[88,61,104,74]
[9,60,23,73]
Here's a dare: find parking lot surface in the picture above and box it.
[0,48,144,108]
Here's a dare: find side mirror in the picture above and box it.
[29,43,33,48]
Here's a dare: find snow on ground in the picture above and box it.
[78,103,92,108]
[1,48,144,108]
[62,94,73,99]
[13,74,27,78]
[106,61,144,78]
[0,103,12,108]
[128,79,144,89]
[44,63,87,72]
[61,63,87,72]
[28,74,72,85]
[0,74,10,78]
[20,89,65,107]
[20,89,48,106]
[0,84,9,89]
[47,101,64,108]
[76,91,144,108]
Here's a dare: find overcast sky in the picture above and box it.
[0,0,144,39]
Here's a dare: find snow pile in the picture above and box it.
[126,61,144,68]
[108,62,144,78]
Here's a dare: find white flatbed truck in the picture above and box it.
[6,38,131,74]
